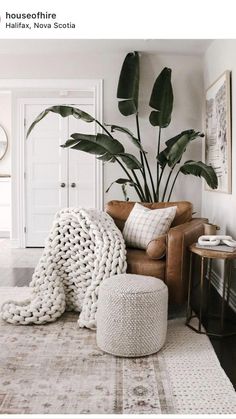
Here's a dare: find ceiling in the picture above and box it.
[0,39,213,56]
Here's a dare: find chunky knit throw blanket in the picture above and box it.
[1,208,127,329]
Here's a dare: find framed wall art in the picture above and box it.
[205,70,232,193]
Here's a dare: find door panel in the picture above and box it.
[25,100,98,247]
[25,104,68,247]
[68,105,96,208]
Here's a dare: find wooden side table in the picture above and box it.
[186,243,236,337]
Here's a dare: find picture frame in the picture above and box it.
[205,70,232,193]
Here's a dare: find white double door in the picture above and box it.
[25,99,101,247]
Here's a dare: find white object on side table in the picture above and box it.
[198,235,236,247]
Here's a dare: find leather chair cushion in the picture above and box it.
[126,248,166,280]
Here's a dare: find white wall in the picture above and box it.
[0,48,203,214]
[0,92,11,174]
[0,92,11,236]
[138,53,203,214]
[203,40,236,299]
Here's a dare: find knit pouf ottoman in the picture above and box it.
[96,273,168,357]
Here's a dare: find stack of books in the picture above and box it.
[196,243,236,253]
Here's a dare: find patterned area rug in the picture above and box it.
[0,287,236,415]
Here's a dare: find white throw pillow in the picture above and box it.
[123,203,177,249]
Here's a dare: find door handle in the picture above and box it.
[60,182,66,188]
[71,182,76,188]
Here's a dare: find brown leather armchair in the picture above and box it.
[105,200,207,305]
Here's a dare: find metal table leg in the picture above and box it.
[186,252,193,322]
[221,259,236,337]
[206,258,212,318]
[186,246,236,337]
[221,258,229,332]
[198,256,205,333]
[227,259,233,306]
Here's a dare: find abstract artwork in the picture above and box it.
[205,71,232,193]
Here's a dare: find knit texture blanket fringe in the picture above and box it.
[1,208,127,328]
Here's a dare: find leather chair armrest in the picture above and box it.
[146,234,167,260]
[166,217,208,304]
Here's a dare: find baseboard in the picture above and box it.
[211,269,236,313]
[0,230,10,238]
[10,239,21,248]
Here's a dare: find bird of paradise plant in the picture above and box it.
[27,51,217,202]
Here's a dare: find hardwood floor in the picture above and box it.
[190,283,236,390]
[0,268,34,287]
[210,335,236,390]
[205,286,236,390]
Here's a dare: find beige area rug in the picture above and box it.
[0,287,236,415]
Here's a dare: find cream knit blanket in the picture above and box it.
[1,208,127,328]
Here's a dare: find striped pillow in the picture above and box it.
[123,203,177,249]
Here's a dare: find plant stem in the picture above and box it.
[135,114,152,202]
[96,118,146,201]
[114,157,144,201]
[161,165,176,202]
[157,126,162,155]
[94,119,143,200]
[156,127,162,199]
[95,120,113,138]
[131,170,146,201]
[157,165,165,192]
[121,184,129,201]
[167,169,181,202]
[143,153,157,201]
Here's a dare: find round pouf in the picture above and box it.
[96,274,168,357]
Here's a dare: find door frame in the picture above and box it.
[0,79,103,248]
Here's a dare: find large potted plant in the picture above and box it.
[27,51,217,202]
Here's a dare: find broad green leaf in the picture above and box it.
[63,134,96,149]
[105,124,145,151]
[27,106,94,138]
[149,67,173,127]
[157,130,204,168]
[118,153,142,170]
[167,134,190,166]
[156,149,168,168]
[64,135,104,155]
[165,130,203,148]
[117,51,139,116]
[149,111,162,127]
[180,160,218,189]
[167,131,204,166]
[118,100,138,117]
[70,133,124,154]
[105,178,137,193]
[97,154,116,163]
[62,133,124,163]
